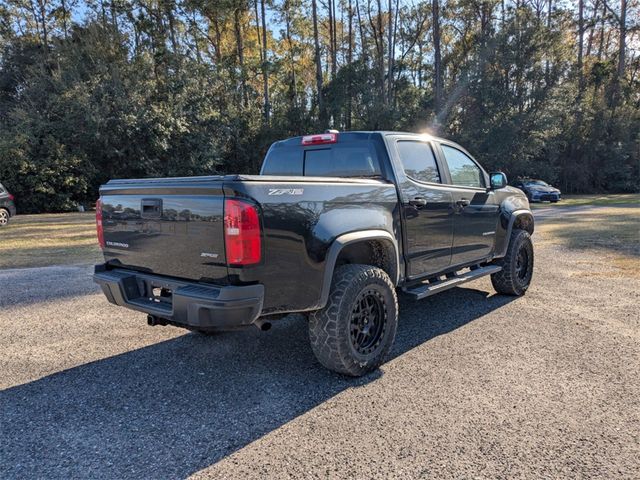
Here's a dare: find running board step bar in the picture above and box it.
[402,265,502,300]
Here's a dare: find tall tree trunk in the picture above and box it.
[432,0,442,118]
[367,0,385,104]
[338,1,342,66]
[61,0,68,39]
[585,0,600,57]
[234,9,248,108]
[545,0,552,84]
[578,0,585,94]
[254,0,262,62]
[260,0,270,123]
[596,0,606,60]
[327,0,336,78]
[34,0,49,49]
[312,0,327,125]
[348,0,353,65]
[376,0,385,103]
[356,0,368,64]
[604,25,612,55]
[125,6,140,54]
[190,13,202,64]
[329,0,337,78]
[391,0,400,106]
[387,0,392,102]
[335,0,339,69]
[574,0,586,162]
[212,17,222,64]
[166,4,179,53]
[110,0,119,29]
[617,0,626,80]
[284,2,297,109]
[606,0,627,107]
[347,0,353,129]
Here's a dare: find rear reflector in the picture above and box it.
[96,198,105,249]
[224,199,261,266]
[301,133,338,145]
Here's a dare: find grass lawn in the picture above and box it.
[534,205,640,277]
[0,212,102,269]
[530,193,640,208]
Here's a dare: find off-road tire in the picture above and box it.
[491,229,534,296]
[309,264,398,377]
[0,208,9,226]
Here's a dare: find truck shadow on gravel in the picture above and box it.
[1,287,515,479]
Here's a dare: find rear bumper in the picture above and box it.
[93,265,264,330]
[7,204,16,217]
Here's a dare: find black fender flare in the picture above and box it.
[318,230,400,309]
[495,209,534,258]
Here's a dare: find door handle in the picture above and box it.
[456,199,470,207]
[408,197,427,207]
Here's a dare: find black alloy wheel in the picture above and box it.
[350,289,387,356]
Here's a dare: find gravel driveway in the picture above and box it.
[1,207,638,479]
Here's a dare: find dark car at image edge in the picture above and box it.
[93,131,535,376]
[0,182,16,226]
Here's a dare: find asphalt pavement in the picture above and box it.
[0,206,638,479]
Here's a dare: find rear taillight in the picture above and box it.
[224,199,261,266]
[96,198,105,249]
[8,193,14,201]
[301,133,338,145]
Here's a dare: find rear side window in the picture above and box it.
[304,146,380,177]
[441,145,484,188]
[396,141,441,183]
[0,183,5,193]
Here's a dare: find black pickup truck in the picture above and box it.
[94,131,534,376]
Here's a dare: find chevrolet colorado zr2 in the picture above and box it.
[93,131,534,376]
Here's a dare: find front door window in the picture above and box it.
[441,145,484,189]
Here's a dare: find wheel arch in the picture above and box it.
[512,211,534,234]
[495,210,534,258]
[318,230,400,309]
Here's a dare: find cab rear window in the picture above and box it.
[304,146,380,177]
[261,149,303,175]
[262,142,381,178]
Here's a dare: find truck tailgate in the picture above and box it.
[99,177,228,283]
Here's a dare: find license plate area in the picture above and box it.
[148,285,172,306]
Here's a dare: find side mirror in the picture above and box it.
[490,172,507,190]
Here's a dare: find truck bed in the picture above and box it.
[99,175,398,306]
